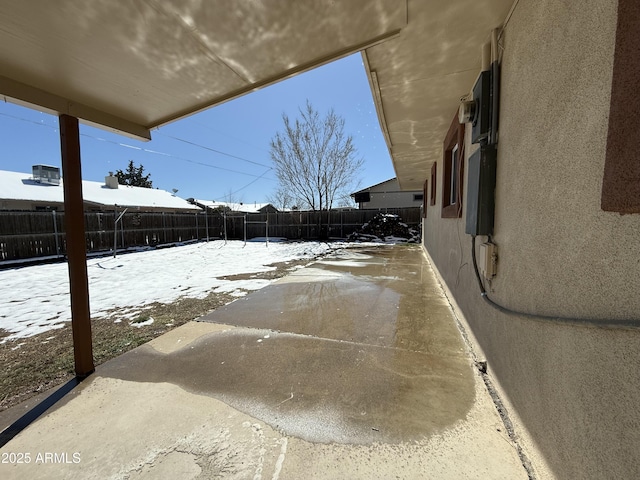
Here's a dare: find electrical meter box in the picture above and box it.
[471,70,491,144]
[465,145,497,236]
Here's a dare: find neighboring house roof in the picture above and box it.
[192,199,276,214]
[352,178,399,195]
[351,177,423,209]
[0,170,199,211]
[352,178,422,196]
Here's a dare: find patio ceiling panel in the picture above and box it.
[0,0,406,140]
[363,0,515,191]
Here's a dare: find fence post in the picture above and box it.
[113,207,127,258]
[161,211,166,243]
[205,209,209,242]
[113,208,118,256]
[223,211,227,244]
[243,214,247,245]
[52,210,60,257]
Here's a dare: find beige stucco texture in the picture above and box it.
[424,0,640,479]
[422,1,640,479]
[494,0,640,321]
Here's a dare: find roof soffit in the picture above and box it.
[364,0,514,190]
[0,0,406,139]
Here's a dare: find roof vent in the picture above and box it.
[105,172,119,189]
[32,165,61,185]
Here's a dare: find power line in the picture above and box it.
[192,120,269,154]
[0,111,58,130]
[0,111,276,182]
[83,134,276,181]
[157,131,272,169]
[226,168,274,197]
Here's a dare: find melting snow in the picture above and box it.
[0,240,376,342]
[131,317,154,328]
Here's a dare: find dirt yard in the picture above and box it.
[0,259,310,412]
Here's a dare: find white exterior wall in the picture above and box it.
[357,179,423,209]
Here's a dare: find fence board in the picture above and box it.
[0,207,420,261]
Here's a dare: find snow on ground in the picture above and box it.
[0,240,346,342]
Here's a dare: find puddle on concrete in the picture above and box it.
[102,328,474,445]
[200,246,462,355]
[102,245,475,445]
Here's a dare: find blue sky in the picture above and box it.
[0,53,394,205]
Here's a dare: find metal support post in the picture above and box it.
[243,215,247,246]
[52,210,60,257]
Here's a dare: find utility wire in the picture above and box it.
[0,111,58,130]
[0,111,276,181]
[225,168,273,197]
[192,120,269,154]
[157,131,272,168]
[84,134,276,180]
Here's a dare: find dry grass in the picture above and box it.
[0,259,310,412]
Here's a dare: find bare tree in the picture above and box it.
[335,191,358,209]
[270,101,363,236]
[223,188,244,210]
[267,187,296,211]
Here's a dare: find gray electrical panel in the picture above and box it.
[465,145,497,236]
[471,71,491,144]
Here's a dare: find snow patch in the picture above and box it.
[131,317,154,328]
[1,240,366,341]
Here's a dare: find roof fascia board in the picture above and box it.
[154,28,403,129]
[361,51,393,151]
[0,75,151,141]
[353,177,397,194]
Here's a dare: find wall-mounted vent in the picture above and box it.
[32,165,61,185]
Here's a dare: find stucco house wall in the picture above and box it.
[423,1,640,478]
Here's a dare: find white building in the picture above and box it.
[351,178,423,209]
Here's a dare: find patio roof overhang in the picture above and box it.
[0,0,515,186]
[0,0,405,140]
[0,0,515,378]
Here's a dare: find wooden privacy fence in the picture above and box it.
[0,207,421,262]
[245,208,421,240]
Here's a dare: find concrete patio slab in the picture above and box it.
[0,245,529,479]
